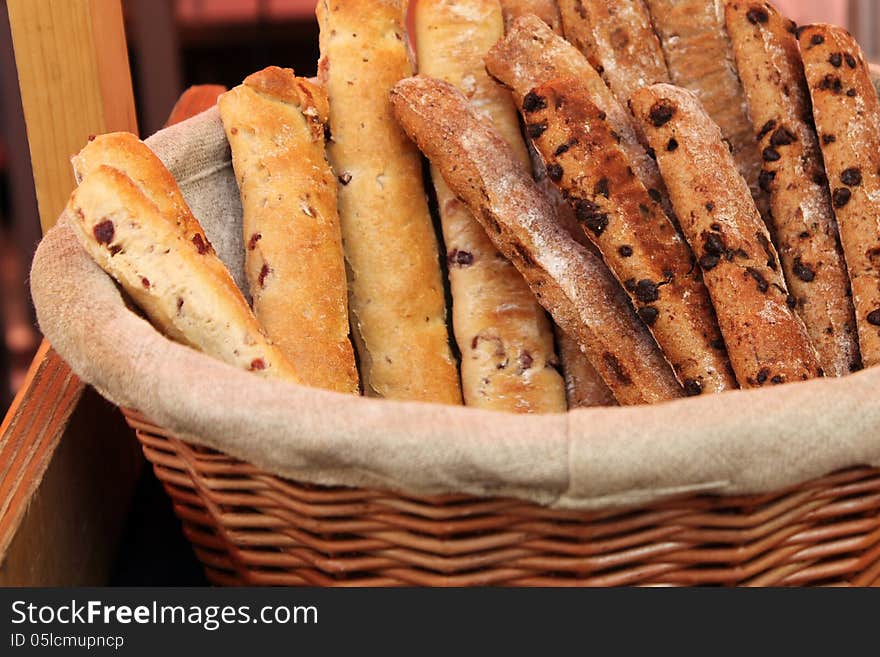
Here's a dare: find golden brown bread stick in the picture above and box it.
[798,24,880,368]
[527,76,734,394]
[218,67,359,394]
[498,0,562,33]
[557,0,670,103]
[67,165,301,382]
[485,14,671,218]
[643,0,764,209]
[392,76,684,405]
[554,326,617,406]
[317,0,461,403]
[414,0,565,413]
[725,4,859,376]
[631,84,822,387]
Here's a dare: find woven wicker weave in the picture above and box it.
[122,409,880,586]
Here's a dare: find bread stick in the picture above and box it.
[498,0,562,33]
[316,0,461,403]
[392,76,684,404]
[528,76,734,394]
[414,0,565,412]
[485,14,671,218]
[725,4,859,376]
[554,327,617,406]
[631,84,822,387]
[67,165,301,382]
[799,24,880,367]
[218,67,359,394]
[557,0,670,103]
[643,0,764,209]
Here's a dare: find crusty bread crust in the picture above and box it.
[498,0,562,33]
[392,76,684,405]
[631,83,822,387]
[485,14,672,219]
[557,0,670,103]
[799,24,880,367]
[67,165,301,382]
[725,4,859,376]
[528,76,734,394]
[219,67,359,394]
[643,0,764,210]
[414,0,566,413]
[554,327,617,406]
[316,0,461,403]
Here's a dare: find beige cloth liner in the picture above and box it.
[30,106,880,510]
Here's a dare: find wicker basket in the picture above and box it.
[122,408,880,586]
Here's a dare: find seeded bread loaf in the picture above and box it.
[631,84,822,387]
[67,165,301,382]
[218,67,359,394]
[725,4,859,376]
[798,24,880,368]
[498,0,563,33]
[527,76,734,394]
[643,0,764,211]
[392,76,684,405]
[557,0,670,104]
[317,0,461,403]
[413,0,565,413]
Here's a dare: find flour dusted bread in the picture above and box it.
[498,0,562,33]
[643,0,764,210]
[218,67,359,394]
[528,76,734,394]
[414,0,565,412]
[67,165,301,382]
[631,84,822,387]
[317,0,461,403]
[799,24,880,367]
[725,5,859,376]
[392,76,684,405]
[557,0,670,103]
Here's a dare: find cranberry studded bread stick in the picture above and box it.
[67,165,302,382]
[498,0,563,33]
[391,76,684,405]
[527,77,734,394]
[631,84,822,387]
[413,0,566,413]
[316,0,461,403]
[725,4,859,376]
[557,0,670,104]
[218,67,359,394]
[643,0,765,212]
[798,25,880,368]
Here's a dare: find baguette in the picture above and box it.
[798,24,880,367]
[725,4,859,376]
[631,84,822,387]
[643,0,764,209]
[485,14,671,218]
[218,67,359,394]
[555,327,617,406]
[414,0,566,412]
[316,0,461,403]
[67,165,301,382]
[528,76,734,394]
[391,76,684,404]
[498,0,563,33]
[557,0,670,103]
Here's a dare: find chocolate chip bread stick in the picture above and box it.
[498,0,563,33]
[219,67,359,394]
[557,0,670,103]
[527,76,734,394]
[317,0,461,403]
[67,165,301,382]
[392,76,684,405]
[631,84,822,387]
[414,0,565,412]
[725,4,859,376]
[643,0,765,210]
[799,24,880,368]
